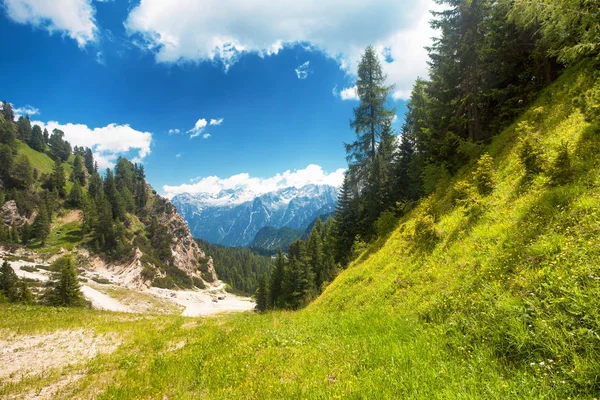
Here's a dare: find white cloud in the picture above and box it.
[32,120,152,170]
[163,164,345,199]
[4,0,97,47]
[168,128,180,135]
[12,104,40,119]
[187,117,223,139]
[125,0,437,99]
[175,153,181,158]
[188,118,208,139]
[338,86,359,101]
[295,61,310,79]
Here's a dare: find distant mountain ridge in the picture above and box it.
[250,226,304,253]
[171,184,338,246]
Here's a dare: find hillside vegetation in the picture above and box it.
[2,60,598,399]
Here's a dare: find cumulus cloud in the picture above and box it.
[163,164,345,199]
[12,104,40,119]
[3,0,97,47]
[188,118,208,139]
[32,120,152,170]
[186,117,223,139]
[124,0,437,99]
[334,86,359,101]
[168,128,180,135]
[295,61,310,79]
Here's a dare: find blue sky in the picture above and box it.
[0,0,435,197]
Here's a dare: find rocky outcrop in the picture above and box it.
[1,200,27,227]
[160,202,219,286]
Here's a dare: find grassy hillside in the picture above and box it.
[1,62,599,399]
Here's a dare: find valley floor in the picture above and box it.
[0,253,255,317]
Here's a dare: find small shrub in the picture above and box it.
[350,235,368,261]
[518,135,543,178]
[472,153,495,195]
[412,214,439,248]
[141,264,157,281]
[192,276,206,289]
[548,142,573,186]
[375,210,398,238]
[91,276,110,285]
[152,276,175,289]
[20,265,39,273]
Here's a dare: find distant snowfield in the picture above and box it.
[1,255,254,316]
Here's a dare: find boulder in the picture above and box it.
[1,200,27,227]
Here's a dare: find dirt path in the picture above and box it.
[148,287,255,317]
[81,285,131,313]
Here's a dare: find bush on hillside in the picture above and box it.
[548,142,573,186]
[472,153,495,195]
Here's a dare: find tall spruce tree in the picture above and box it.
[268,249,285,309]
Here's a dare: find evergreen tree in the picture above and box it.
[43,256,88,307]
[68,180,83,208]
[32,205,51,244]
[306,219,324,289]
[1,101,14,122]
[255,274,268,312]
[84,148,94,174]
[17,115,32,143]
[43,128,49,145]
[29,124,45,151]
[103,169,125,220]
[71,155,86,186]
[48,129,71,161]
[11,155,34,189]
[268,248,285,308]
[52,159,66,198]
[0,260,19,302]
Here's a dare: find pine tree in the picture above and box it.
[71,155,86,186]
[52,159,66,197]
[306,219,324,290]
[268,248,285,308]
[103,169,125,220]
[0,260,19,302]
[84,148,94,174]
[43,128,49,145]
[43,257,87,307]
[1,101,14,122]
[17,115,32,143]
[255,274,268,312]
[68,180,83,208]
[29,124,45,151]
[32,205,51,244]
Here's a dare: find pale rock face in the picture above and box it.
[160,204,218,286]
[1,200,27,227]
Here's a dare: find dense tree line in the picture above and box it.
[196,239,274,294]
[257,0,599,311]
[256,217,339,311]
[0,105,197,289]
[331,0,599,269]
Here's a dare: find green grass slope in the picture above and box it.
[1,63,599,399]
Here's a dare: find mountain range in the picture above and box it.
[171,184,338,246]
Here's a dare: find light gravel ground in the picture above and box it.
[1,255,255,316]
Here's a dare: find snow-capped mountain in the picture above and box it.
[171,184,339,246]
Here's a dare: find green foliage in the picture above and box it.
[472,153,495,195]
[411,214,439,249]
[255,274,268,312]
[42,256,88,307]
[196,239,273,294]
[375,209,397,238]
[32,205,51,244]
[547,141,573,186]
[48,128,71,162]
[517,124,544,179]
